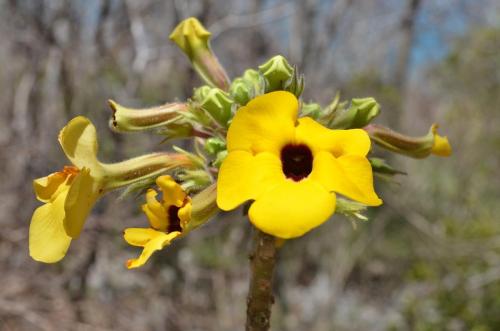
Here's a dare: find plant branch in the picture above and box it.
[246,229,278,331]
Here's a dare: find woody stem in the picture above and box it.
[246,229,278,331]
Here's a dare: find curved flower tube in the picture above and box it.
[29,117,195,263]
[216,91,382,239]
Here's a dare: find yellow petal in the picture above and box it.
[124,228,163,246]
[227,91,298,154]
[248,178,336,238]
[142,189,167,231]
[295,117,371,156]
[33,172,69,203]
[156,175,186,207]
[124,229,180,269]
[178,200,192,230]
[58,116,101,172]
[29,189,72,263]
[63,168,100,238]
[310,152,382,206]
[431,125,452,157]
[217,151,284,210]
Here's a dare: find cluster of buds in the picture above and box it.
[29,17,451,267]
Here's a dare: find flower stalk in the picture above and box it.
[246,229,278,331]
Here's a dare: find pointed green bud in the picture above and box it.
[365,123,452,159]
[204,137,226,156]
[212,150,228,168]
[258,55,294,92]
[230,78,252,105]
[108,100,193,138]
[301,102,322,119]
[369,158,406,176]
[169,17,230,90]
[193,87,233,127]
[229,69,265,105]
[283,66,304,97]
[330,97,380,129]
[335,197,369,222]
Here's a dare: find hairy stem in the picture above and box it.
[246,229,277,331]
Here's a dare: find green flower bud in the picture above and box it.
[204,137,226,155]
[283,66,304,97]
[369,158,406,176]
[198,87,233,127]
[330,97,380,129]
[169,17,230,90]
[301,102,322,119]
[258,55,294,92]
[212,150,228,168]
[230,78,252,105]
[365,124,452,159]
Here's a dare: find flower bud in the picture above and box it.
[184,184,219,231]
[229,69,265,105]
[365,123,452,159]
[301,102,322,119]
[330,97,380,129]
[204,137,226,156]
[108,100,193,138]
[369,157,406,176]
[169,17,230,90]
[258,55,294,92]
[283,66,304,97]
[193,86,233,127]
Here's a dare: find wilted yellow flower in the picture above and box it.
[217,91,382,238]
[124,175,192,269]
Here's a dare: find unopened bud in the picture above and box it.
[170,17,230,90]
[301,102,322,119]
[108,100,193,138]
[365,123,452,158]
[204,137,226,156]
[193,87,233,127]
[369,157,406,176]
[330,97,380,129]
[258,55,294,92]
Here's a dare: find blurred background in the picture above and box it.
[0,0,499,330]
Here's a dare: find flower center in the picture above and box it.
[167,205,182,233]
[280,144,313,181]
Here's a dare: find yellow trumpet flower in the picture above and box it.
[217,91,382,239]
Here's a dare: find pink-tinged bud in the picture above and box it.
[169,17,230,91]
[365,123,452,158]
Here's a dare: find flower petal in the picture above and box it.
[33,172,68,203]
[295,117,371,156]
[29,190,72,263]
[310,151,382,206]
[178,201,192,230]
[227,91,298,154]
[217,151,284,210]
[124,229,180,269]
[63,168,100,238]
[58,116,101,172]
[142,189,168,231]
[248,178,336,238]
[156,175,186,207]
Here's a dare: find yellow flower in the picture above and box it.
[30,117,107,263]
[30,117,195,263]
[124,175,192,269]
[217,91,382,239]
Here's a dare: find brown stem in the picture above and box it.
[246,229,278,331]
